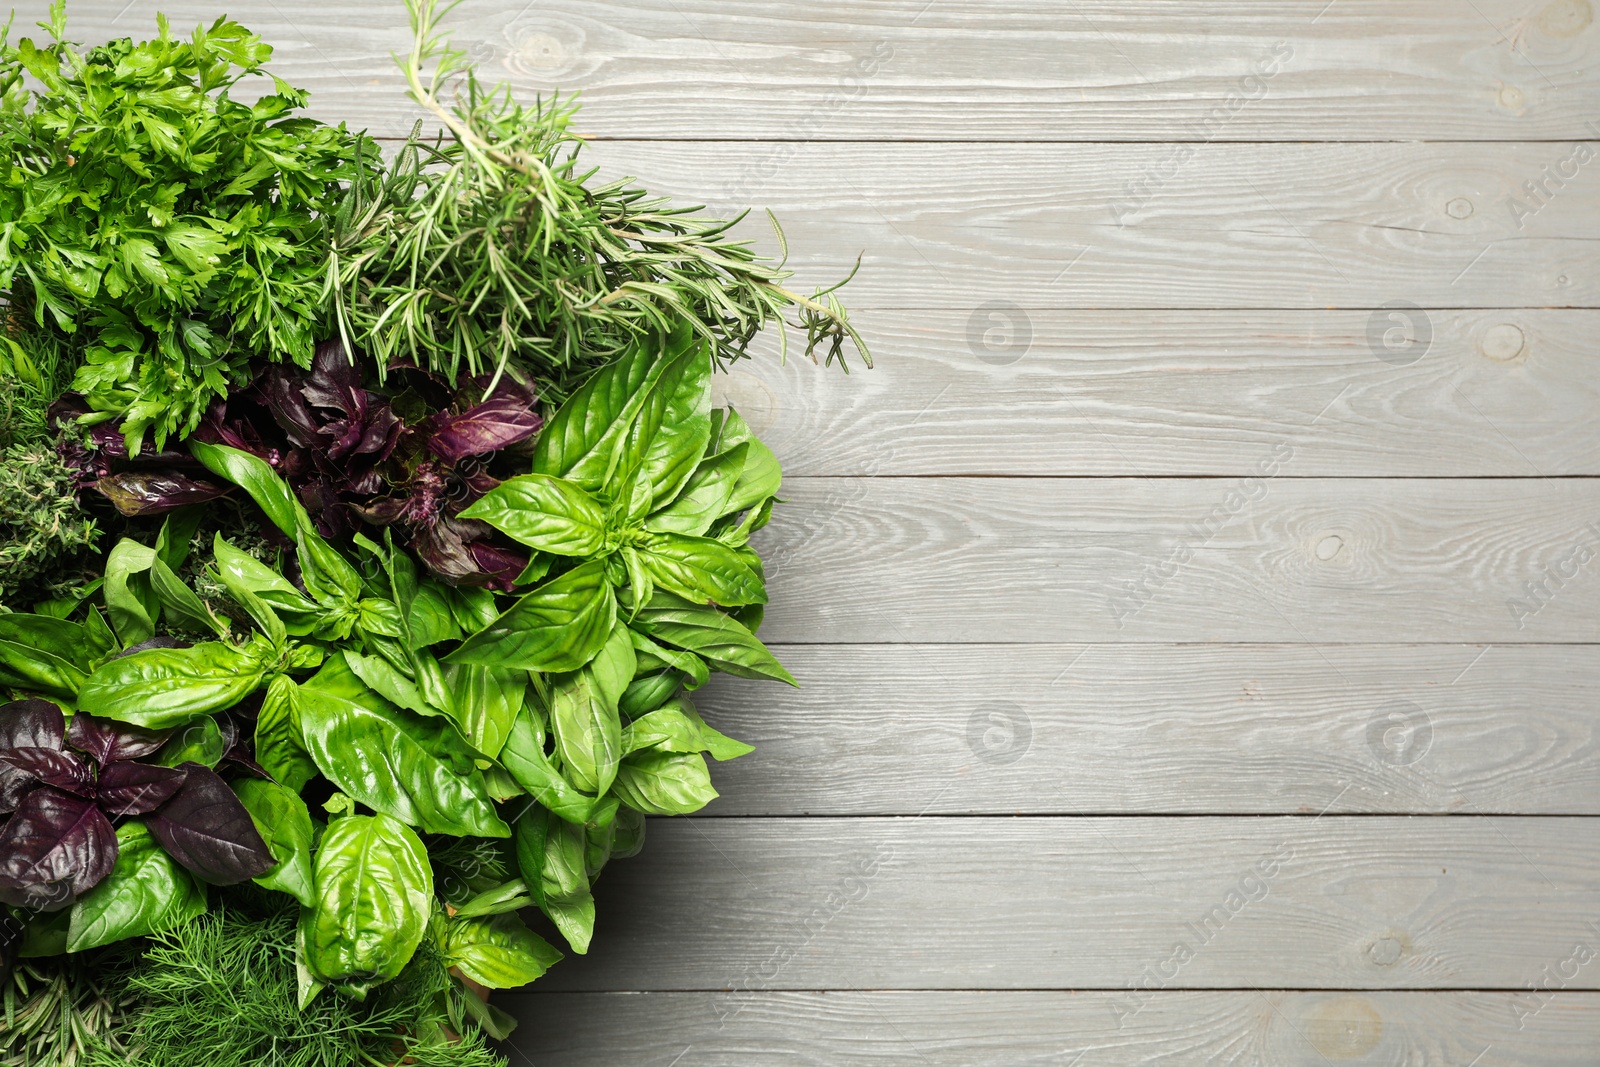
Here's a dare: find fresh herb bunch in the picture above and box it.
[323,0,868,402]
[82,905,506,1067]
[0,322,75,449]
[0,443,98,610]
[2,951,137,1067]
[0,2,369,452]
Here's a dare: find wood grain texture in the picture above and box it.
[691,644,1600,816]
[533,816,1600,991]
[30,1,1600,142]
[754,478,1600,644]
[582,140,1600,310]
[504,991,1600,1066]
[716,309,1600,477]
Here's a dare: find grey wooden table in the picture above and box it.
[41,1,1600,1063]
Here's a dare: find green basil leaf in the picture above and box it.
[66,822,206,953]
[716,407,783,515]
[149,556,222,636]
[635,601,796,686]
[190,440,305,538]
[154,509,204,572]
[634,341,712,510]
[618,671,682,718]
[0,614,96,698]
[621,700,752,761]
[152,714,227,768]
[638,533,767,607]
[515,810,595,954]
[452,880,534,919]
[408,582,462,647]
[444,913,562,990]
[531,324,695,491]
[457,475,606,557]
[104,539,159,646]
[627,627,710,688]
[212,535,315,638]
[548,622,634,795]
[441,663,526,759]
[295,681,509,838]
[301,813,433,985]
[235,778,316,907]
[612,750,718,816]
[446,585,500,634]
[77,642,267,728]
[610,807,646,861]
[256,675,317,792]
[445,562,616,674]
[342,649,441,721]
[645,441,747,537]
[498,708,617,826]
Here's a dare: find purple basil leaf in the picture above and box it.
[0,769,33,814]
[465,540,529,592]
[259,366,323,449]
[147,763,274,884]
[67,712,172,765]
[96,761,189,817]
[0,788,117,911]
[0,700,66,752]
[93,471,230,517]
[0,748,92,797]
[425,386,542,463]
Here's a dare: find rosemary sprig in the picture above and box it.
[323,0,868,399]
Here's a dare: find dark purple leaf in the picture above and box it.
[93,471,230,516]
[425,380,542,463]
[0,788,117,911]
[465,540,529,592]
[0,700,66,752]
[147,763,274,884]
[96,761,188,816]
[0,748,92,796]
[68,712,170,764]
[0,770,33,814]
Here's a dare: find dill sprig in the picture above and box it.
[323,0,868,399]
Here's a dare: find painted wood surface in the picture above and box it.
[692,644,1600,815]
[753,477,1600,644]
[504,991,1600,1067]
[715,309,1600,477]
[532,816,1600,991]
[39,1,1600,142]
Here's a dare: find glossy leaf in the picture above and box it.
[498,709,617,826]
[151,715,227,768]
[146,762,275,885]
[611,750,718,816]
[634,601,796,686]
[103,539,159,646]
[514,809,595,954]
[234,778,316,907]
[446,562,616,674]
[295,679,509,838]
[638,533,766,607]
[634,340,712,510]
[0,615,96,699]
[255,675,317,792]
[189,440,305,538]
[301,814,433,985]
[0,788,118,912]
[715,407,783,515]
[2,747,92,796]
[531,326,692,491]
[548,622,634,796]
[456,475,606,557]
[441,663,525,759]
[66,712,169,765]
[443,913,562,989]
[95,761,188,817]
[645,441,747,537]
[77,642,267,729]
[66,821,206,952]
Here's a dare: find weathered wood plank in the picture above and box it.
[754,478,1600,644]
[534,816,1600,991]
[35,1,1600,142]
[691,644,1600,815]
[505,990,1600,1066]
[718,309,1600,477]
[586,140,1600,310]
